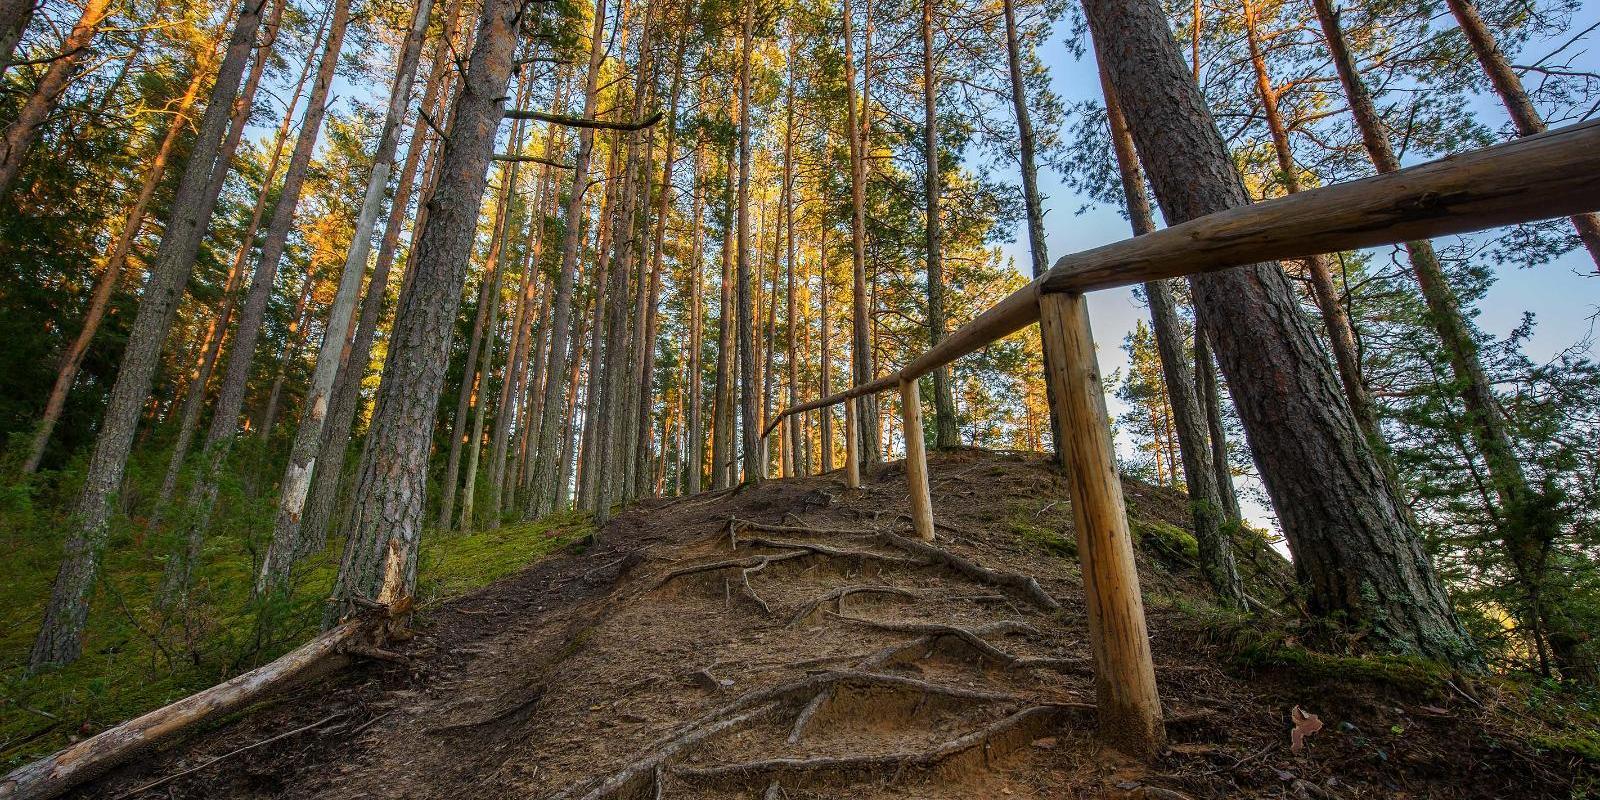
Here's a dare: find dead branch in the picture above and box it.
[877,531,1060,611]
[492,153,574,168]
[503,108,664,131]
[787,585,918,626]
[674,704,1079,782]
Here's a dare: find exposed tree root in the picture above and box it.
[787,585,918,626]
[829,612,1039,665]
[855,621,1033,670]
[673,704,1079,785]
[876,531,1060,611]
[730,517,891,538]
[735,536,927,568]
[1009,656,1094,676]
[785,687,832,744]
[656,551,810,587]
[552,670,1039,800]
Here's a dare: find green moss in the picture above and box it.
[1131,516,1199,561]
[1229,631,1454,698]
[1533,731,1600,761]
[0,504,593,770]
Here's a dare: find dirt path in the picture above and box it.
[74,452,1586,799]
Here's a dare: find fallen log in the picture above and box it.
[0,597,409,800]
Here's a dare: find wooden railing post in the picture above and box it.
[900,378,935,541]
[843,398,861,489]
[1037,290,1164,758]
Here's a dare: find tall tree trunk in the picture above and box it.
[328,0,523,618]
[637,36,684,499]
[920,0,957,449]
[258,0,437,591]
[1314,0,1583,677]
[819,225,833,473]
[733,2,760,485]
[1193,332,1239,520]
[684,140,706,493]
[164,0,352,601]
[709,143,737,490]
[782,41,802,475]
[1441,0,1600,268]
[459,233,509,532]
[21,34,214,474]
[1240,0,1380,449]
[0,0,114,200]
[300,0,467,551]
[150,0,300,518]
[1083,0,1477,664]
[842,0,880,464]
[30,0,271,668]
[578,148,618,509]
[442,171,515,529]
[526,0,609,519]
[1101,65,1244,609]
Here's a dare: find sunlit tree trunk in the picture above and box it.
[31,0,273,668]
[0,0,114,200]
[328,0,524,618]
[842,0,880,464]
[684,140,707,493]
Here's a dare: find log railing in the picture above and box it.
[758,118,1600,757]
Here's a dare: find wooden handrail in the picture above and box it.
[762,118,1600,436]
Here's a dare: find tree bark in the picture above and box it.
[525,0,610,518]
[636,36,684,499]
[259,0,437,592]
[920,0,958,450]
[783,39,802,475]
[734,1,761,486]
[842,0,880,464]
[164,0,352,600]
[710,142,737,489]
[21,33,213,474]
[1080,0,1478,663]
[1314,0,1582,676]
[328,0,523,618]
[1101,66,1245,609]
[300,0,467,551]
[819,224,833,473]
[0,0,33,75]
[1442,0,1600,269]
[685,140,706,493]
[1240,0,1381,450]
[30,0,271,668]
[0,0,114,200]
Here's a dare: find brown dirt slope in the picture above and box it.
[70,450,1593,799]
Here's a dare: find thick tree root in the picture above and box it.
[787,585,918,627]
[855,621,1033,670]
[830,612,1039,665]
[672,704,1082,785]
[876,531,1060,611]
[551,670,1033,800]
[735,535,926,568]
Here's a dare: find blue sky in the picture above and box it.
[985,7,1600,528]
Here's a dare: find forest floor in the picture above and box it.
[56,450,1600,799]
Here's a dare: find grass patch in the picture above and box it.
[1131,516,1199,561]
[0,501,592,770]
[1007,500,1076,558]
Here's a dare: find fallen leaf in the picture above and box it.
[1290,705,1323,753]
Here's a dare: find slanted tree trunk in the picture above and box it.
[163,0,352,601]
[1442,0,1600,268]
[0,0,34,75]
[1101,66,1245,609]
[253,271,316,441]
[30,0,272,668]
[0,0,114,200]
[526,0,610,519]
[1240,0,1380,449]
[1081,0,1478,664]
[1193,332,1240,520]
[920,0,957,449]
[1313,0,1585,677]
[328,0,524,618]
[21,34,213,474]
[300,0,468,551]
[258,0,437,592]
[149,0,299,518]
